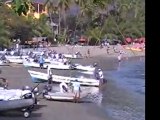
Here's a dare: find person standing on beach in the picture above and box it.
[106,42,110,54]
[118,52,122,62]
[87,49,90,58]
[72,79,81,103]
[47,66,52,85]
[39,54,44,69]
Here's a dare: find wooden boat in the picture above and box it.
[28,70,100,86]
[0,60,9,66]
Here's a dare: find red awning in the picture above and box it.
[125,37,132,43]
[79,38,86,42]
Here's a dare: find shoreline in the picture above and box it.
[50,45,145,57]
[22,45,145,59]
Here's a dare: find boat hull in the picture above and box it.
[28,70,100,86]
[43,87,99,101]
[24,62,73,70]
[0,99,35,111]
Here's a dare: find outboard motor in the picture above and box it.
[59,53,62,59]
[0,55,6,61]
[32,87,39,96]
[69,64,76,70]
[93,63,98,67]
[42,84,52,97]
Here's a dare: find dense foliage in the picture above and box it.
[0,0,145,46]
[0,1,52,47]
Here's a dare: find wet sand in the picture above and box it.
[0,50,145,120]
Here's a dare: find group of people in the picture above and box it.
[46,66,81,102]
[38,52,70,69]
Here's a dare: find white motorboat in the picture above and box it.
[28,70,100,86]
[79,71,95,75]
[5,55,28,59]
[74,64,95,71]
[0,60,8,66]
[48,62,74,70]
[7,58,24,64]
[23,61,48,68]
[45,58,66,63]
[23,60,75,70]
[63,53,82,59]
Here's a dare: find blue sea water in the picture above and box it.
[102,57,145,120]
[106,57,145,95]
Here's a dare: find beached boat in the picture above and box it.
[0,60,9,66]
[7,58,24,64]
[79,71,95,75]
[43,87,99,102]
[0,88,37,118]
[63,53,82,59]
[23,61,48,68]
[23,61,75,70]
[74,64,95,71]
[5,55,29,59]
[28,70,100,86]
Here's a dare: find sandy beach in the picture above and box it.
[0,46,145,120]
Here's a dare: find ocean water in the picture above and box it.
[106,57,145,95]
[101,57,145,120]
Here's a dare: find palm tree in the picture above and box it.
[57,0,71,36]
[0,21,11,48]
[44,0,71,44]
[86,27,104,45]
[44,0,59,40]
